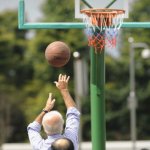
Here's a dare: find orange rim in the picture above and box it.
[81,8,125,17]
[81,8,125,26]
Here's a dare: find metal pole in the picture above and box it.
[73,51,89,150]
[90,47,106,150]
[128,38,137,150]
[18,0,25,27]
[128,38,150,150]
[81,0,93,8]
[105,0,117,8]
[73,57,82,150]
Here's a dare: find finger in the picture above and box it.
[51,99,56,107]
[66,76,70,83]
[60,74,63,81]
[49,93,52,99]
[54,81,58,85]
[49,93,52,97]
[59,74,62,81]
[62,75,65,81]
[64,75,67,81]
[47,93,52,103]
[54,81,59,87]
[51,99,55,104]
[60,74,64,81]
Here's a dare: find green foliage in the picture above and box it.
[105,55,130,140]
[0,0,149,143]
[129,0,150,22]
[41,0,75,22]
[104,0,150,140]
[0,11,30,143]
[119,0,150,140]
[0,11,33,87]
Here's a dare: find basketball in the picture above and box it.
[45,41,71,67]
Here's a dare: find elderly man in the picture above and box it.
[51,137,74,150]
[27,74,80,150]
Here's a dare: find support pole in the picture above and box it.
[90,48,106,150]
[18,0,25,28]
[105,0,117,8]
[81,0,93,8]
[128,38,137,150]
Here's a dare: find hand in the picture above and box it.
[54,74,70,91]
[44,93,55,111]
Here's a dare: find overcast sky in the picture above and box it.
[0,0,135,21]
[0,0,45,21]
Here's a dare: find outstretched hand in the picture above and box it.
[54,74,70,91]
[35,93,55,124]
[44,93,55,111]
[54,74,76,108]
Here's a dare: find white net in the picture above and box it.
[81,9,125,52]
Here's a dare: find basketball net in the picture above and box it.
[81,8,125,53]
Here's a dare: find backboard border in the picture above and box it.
[18,0,150,29]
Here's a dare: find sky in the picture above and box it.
[0,0,134,21]
[0,0,45,21]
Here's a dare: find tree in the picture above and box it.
[0,11,29,144]
[105,0,150,140]
[123,0,150,140]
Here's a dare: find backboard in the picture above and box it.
[18,0,150,29]
[75,0,128,19]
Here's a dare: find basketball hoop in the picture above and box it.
[81,8,125,53]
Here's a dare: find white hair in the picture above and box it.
[42,111,64,135]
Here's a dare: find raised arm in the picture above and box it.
[54,74,76,109]
[27,93,55,149]
[35,93,55,124]
[55,74,80,150]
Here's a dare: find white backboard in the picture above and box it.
[75,0,128,19]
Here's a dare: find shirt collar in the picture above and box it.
[47,134,63,140]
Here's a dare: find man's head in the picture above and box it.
[42,111,64,135]
[51,138,74,150]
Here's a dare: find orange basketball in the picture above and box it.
[45,41,71,67]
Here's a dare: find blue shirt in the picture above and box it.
[27,107,80,150]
